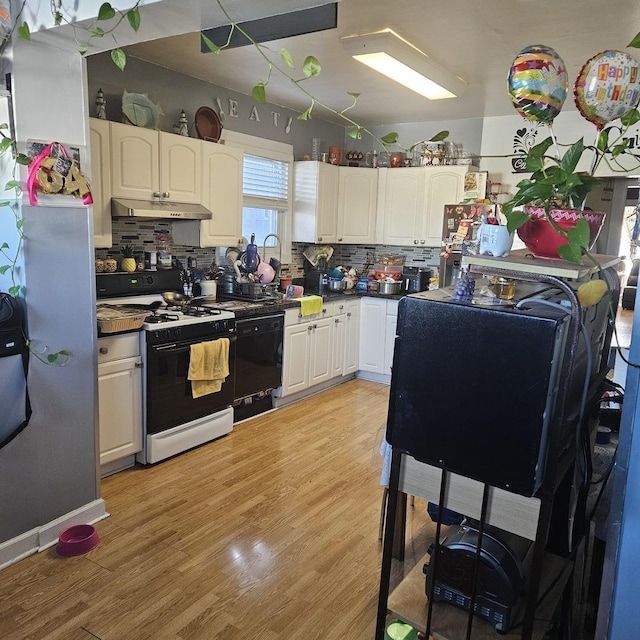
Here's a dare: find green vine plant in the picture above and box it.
[203,0,449,151]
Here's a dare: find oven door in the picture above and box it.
[146,335,236,434]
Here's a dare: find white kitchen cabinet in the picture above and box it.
[332,298,361,377]
[331,305,346,379]
[358,296,399,380]
[280,314,333,396]
[383,299,399,376]
[358,297,387,374]
[89,118,112,248]
[97,333,143,475]
[172,142,244,248]
[293,161,339,243]
[110,121,202,204]
[337,167,378,244]
[377,165,472,247]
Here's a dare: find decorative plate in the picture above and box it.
[122,90,163,129]
[195,106,222,142]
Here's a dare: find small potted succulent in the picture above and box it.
[501,44,640,265]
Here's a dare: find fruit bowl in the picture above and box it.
[517,207,606,259]
[56,524,100,557]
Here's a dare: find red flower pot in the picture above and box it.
[517,207,606,259]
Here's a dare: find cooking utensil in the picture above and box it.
[241,233,260,273]
[256,261,276,284]
[225,246,241,266]
[377,281,402,295]
[233,260,244,283]
[327,278,347,292]
[161,291,217,306]
[162,291,191,306]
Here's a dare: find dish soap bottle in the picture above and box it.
[157,229,173,270]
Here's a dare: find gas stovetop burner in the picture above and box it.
[182,306,222,317]
[145,312,180,324]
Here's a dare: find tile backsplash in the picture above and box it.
[100,219,441,279]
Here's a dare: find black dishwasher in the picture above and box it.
[233,312,284,421]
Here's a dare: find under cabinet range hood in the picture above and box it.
[111,198,213,220]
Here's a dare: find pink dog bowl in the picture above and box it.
[56,524,100,557]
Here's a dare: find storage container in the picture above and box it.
[374,264,403,281]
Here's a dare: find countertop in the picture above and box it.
[207,290,405,318]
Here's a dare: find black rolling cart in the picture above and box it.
[375,251,621,640]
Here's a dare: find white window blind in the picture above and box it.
[243,154,289,204]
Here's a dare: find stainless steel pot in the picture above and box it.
[327,278,347,292]
[377,280,402,295]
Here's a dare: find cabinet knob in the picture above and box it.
[308,325,313,331]
[162,191,170,198]
[414,239,419,245]
[338,237,343,242]
[135,361,144,369]
[99,347,108,354]
[339,305,344,310]
[322,308,327,313]
[317,236,323,242]
[347,312,351,317]
[420,239,426,244]
[152,191,161,198]
[335,318,339,324]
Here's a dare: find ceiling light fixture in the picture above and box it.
[340,29,467,100]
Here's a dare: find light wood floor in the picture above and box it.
[0,379,436,640]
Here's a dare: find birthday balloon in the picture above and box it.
[508,45,569,124]
[574,50,640,129]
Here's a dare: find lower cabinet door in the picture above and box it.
[98,356,143,465]
[308,317,332,386]
[281,322,311,396]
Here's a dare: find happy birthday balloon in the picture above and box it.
[574,50,640,129]
[508,44,569,124]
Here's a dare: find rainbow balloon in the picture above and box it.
[508,45,569,124]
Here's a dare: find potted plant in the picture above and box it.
[501,45,640,265]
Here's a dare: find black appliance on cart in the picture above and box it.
[376,255,620,639]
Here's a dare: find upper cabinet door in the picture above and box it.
[110,121,159,199]
[89,118,112,248]
[159,132,202,204]
[379,168,425,246]
[293,161,338,244]
[422,166,468,246]
[199,142,243,247]
[337,167,377,244]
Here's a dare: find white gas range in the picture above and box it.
[97,271,236,464]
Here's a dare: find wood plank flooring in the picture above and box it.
[0,379,436,640]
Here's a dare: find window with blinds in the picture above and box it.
[242,154,290,247]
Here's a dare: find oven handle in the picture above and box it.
[152,335,237,353]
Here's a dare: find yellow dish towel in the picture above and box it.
[188,338,230,398]
[298,295,323,317]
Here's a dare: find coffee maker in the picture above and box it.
[304,257,328,294]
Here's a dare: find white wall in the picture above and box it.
[479,111,640,193]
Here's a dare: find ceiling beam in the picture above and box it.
[200,3,337,51]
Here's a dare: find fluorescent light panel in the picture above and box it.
[340,29,466,100]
